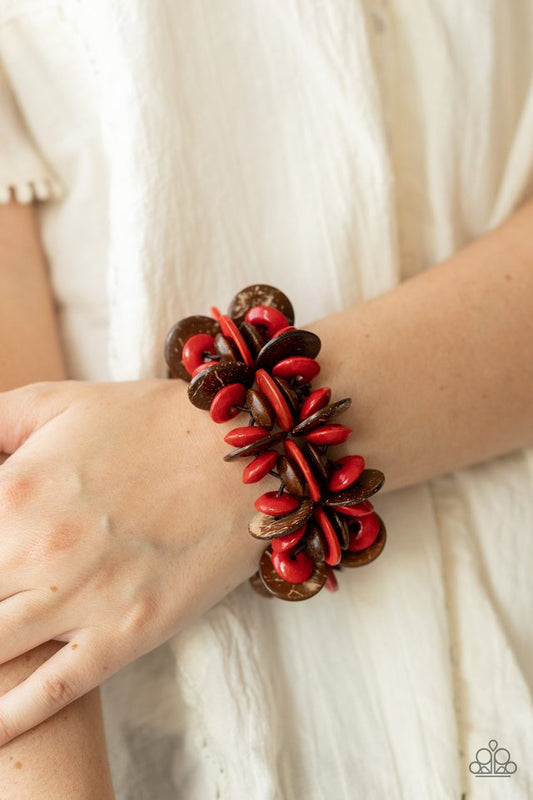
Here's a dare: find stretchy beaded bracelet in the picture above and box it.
[165,284,386,602]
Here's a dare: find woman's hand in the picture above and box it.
[0,378,266,745]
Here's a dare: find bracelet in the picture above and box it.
[164,284,386,602]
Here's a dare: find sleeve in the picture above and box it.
[0,56,62,204]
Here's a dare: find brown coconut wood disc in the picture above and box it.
[323,469,385,507]
[214,333,239,362]
[239,321,266,358]
[249,570,274,598]
[187,361,254,410]
[302,441,330,484]
[165,315,220,381]
[227,284,295,326]
[277,455,306,497]
[255,329,321,373]
[327,508,351,550]
[224,431,286,461]
[291,398,352,437]
[248,498,314,540]
[274,377,300,417]
[304,520,326,562]
[339,516,387,567]
[258,548,328,601]
[245,389,275,429]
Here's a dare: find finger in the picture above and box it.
[0,631,102,746]
[0,381,74,454]
[0,591,70,666]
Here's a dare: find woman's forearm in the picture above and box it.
[0,197,114,799]
[311,200,533,492]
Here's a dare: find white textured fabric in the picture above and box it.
[1,2,532,798]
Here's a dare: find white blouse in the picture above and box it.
[1,1,532,798]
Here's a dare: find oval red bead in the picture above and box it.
[313,506,341,566]
[299,387,331,420]
[191,361,213,377]
[271,549,314,584]
[255,369,294,431]
[272,356,321,383]
[182,333,216,373]
[283,439,322,502]
[242,450,278,484]
[305,424,353,445]
[328,455,366,492]
[224,426,271,446]
[210,383,247,423]
[244,305,289,339]
[254,491,300,516]
[219,315,254,367]
[272,325,296,338]
[347,512,381,551]
[324,567,339,593]
[335,500,375,518]
[210,306,221,321]
[271,524,307,553]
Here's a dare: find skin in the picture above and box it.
[0,197,114,798]
[0,194,531,782]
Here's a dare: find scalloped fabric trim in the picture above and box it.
[0,177,63,204]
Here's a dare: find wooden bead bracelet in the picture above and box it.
[165,284,386,602]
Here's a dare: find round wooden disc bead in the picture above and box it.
[254,491,300,516]
[258,548,328,601]
[188,361,254,410]
[277,455,306,497]
[283,439,322,502]
[271,548,315,583]
[248,498,314,540]
[210,383,247,423]
[181,333,216,374]
[347,511,381,551]
[255,328,321,372]
[245,305,290,339]
[300,387,332,420]
[273,377,300,418]
[328,455,365,492]
[219,315,254,367]
[271,524,307,553]
[242,450,278,484]
[165,315,220,381]
[239,321,266,357]
[272,356,320,383]
[227,284,295,326]
[249,571,274,598]
[255,369,294,431]
[214,332,240,362]
[245,389,275,429]
[324,469,385,507]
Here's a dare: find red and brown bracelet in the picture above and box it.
[164,284,386,602]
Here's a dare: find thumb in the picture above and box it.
[0,381,74,455]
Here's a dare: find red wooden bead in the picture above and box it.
[271,549,314,584]
[210,306,221,321]
[255,369,294,431]
[271,524,307,553]
[299,387,331,420]
[254,491,300,516]
[324,566,339,593]
[210,383,247,423]
[242,450,278,484]
[224,426,271,446]
[219,315,254,367]
[273,325,296,337]
[284,439,322,502]
[328,455,366,492]
[272,356,320,383]
[347,512,381,551]
[335,500,375,517]
[313,506,341,566]
[181,333,216,373]
[244,305,289,339]
[305,424,353,445]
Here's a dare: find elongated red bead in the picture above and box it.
[182,333,216,373]
[272,325,295,338]
[242,450,278,484]
[324,566,339,592]
[245,305,289,339]
[335,501,374,518]
[305,424,352,445]
[328,455,365,492]
[254,491,300,516]
[271,524,307,553]
[272,549,314,583]
[272,356,320,383]
[224,426,271,446]
[255,369,293,431]
[191,361,213,377]
[219,315,254,367]
[313,506,341,566]
[299,387,331,420]
[347,512,380,551]
[283,439,321,502]
[210,383,247,423]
